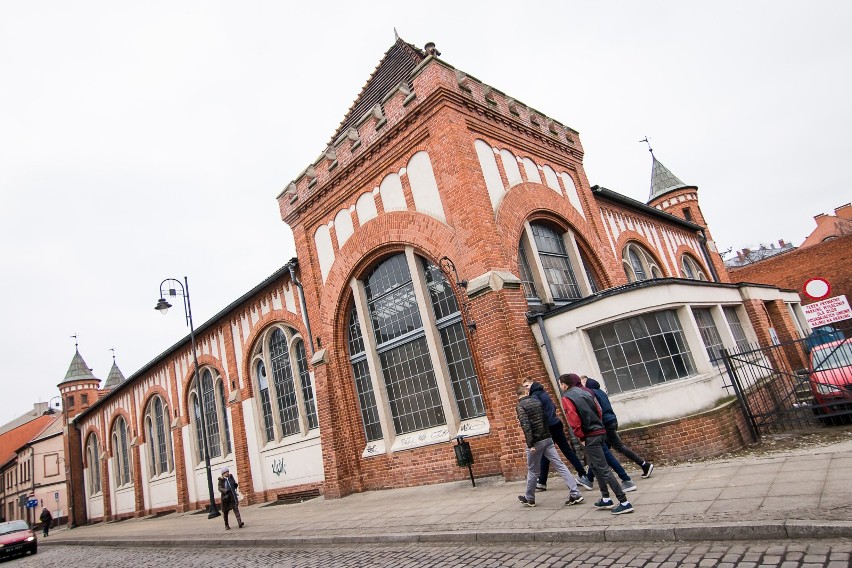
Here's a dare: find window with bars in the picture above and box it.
[692,308,725,365]
[251,325,319,444]
[518,222,598,305]
[589,309,696,394]
[347,251,486,443]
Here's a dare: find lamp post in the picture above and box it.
[155,277,220,519]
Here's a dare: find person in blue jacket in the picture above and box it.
[582,376,654,479]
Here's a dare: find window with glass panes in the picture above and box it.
[251,325,319,443]
[347,251,485,440]
[86,434,101,494]
[589,310,696,393]
[188,368,230,464]
[724,307,751,351]
[112,416,131,486]
[623,243,663,282]
[692,308,725,364]
[145,396,173,477]
[531,223,582,300]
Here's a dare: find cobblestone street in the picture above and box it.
[11,540,852,567]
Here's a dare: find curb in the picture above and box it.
[40,521,852,547]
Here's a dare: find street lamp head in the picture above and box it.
[154,298,172,314]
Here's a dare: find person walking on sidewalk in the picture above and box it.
[522,378,594,492]
[559,373,634,515]
[218,467,245,530]
[515,383,584,508]
[39,507,52,537]
[582,375,654,480]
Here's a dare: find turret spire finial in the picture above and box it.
[71,334,78,351]
[640,136,654,157]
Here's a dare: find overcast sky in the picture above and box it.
[1,2,849,424]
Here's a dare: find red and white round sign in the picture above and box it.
[803,277,831,301]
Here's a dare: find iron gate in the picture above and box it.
[721,321,852,439]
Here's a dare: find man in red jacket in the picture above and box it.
[559,373,634,515]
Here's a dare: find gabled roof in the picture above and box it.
[60,349,99,385]
[103,361,126,390]
[327,36,426,144]
[648,154,691,201]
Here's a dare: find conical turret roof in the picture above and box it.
[103,361,126,390]
[648,154,690,201]
[60,350,99,385]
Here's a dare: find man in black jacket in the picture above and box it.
[516,383,584,508]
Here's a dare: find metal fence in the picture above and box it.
[719,321,852,440]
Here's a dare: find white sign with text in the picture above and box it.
[803,295,851,328]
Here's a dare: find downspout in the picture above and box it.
[288,260,316,355]
[697,229,720,283]
[536,314,561,380]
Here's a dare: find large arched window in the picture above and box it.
[85,433,101,495]
[188,368,231,464]
[144,395,174,477]
[622,243,663,282]
[518,221,599,304]
[251,326,319,444]
[111,416,131,486]
[347,249,486,448]
[680,254,708,281]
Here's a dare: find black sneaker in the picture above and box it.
[641,462,655,479]
[565,494,584,506]
[576,475,593,490]
[518,495,536,507]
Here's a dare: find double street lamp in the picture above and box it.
[155,277,220,519]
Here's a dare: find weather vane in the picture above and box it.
[640,136,654,156]
[71,334,78,350]
[110,347,116,362]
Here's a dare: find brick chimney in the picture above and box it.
[835,203,852,220]
[778,239,785,247]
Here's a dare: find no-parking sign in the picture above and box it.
[803,277,831,301]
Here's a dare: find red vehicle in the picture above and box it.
[0,520,37,558]
[807,340,852,423]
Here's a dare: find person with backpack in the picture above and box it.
[39,507,53,537]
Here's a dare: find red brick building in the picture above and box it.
[729,204,852,309]
[61,38,807,522]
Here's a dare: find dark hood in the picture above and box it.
[585,378,601,390]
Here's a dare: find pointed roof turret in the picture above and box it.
[103,361,126,390]
[648,153,691,201]
[60,349,99,385]
[327,35,426,144]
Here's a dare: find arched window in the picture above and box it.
[250,326,319,443]
[681,254,708,281]
[518,221,599,304]
[188,368,231,464]
[111,416,131,486]
[347,250,486,445]
[622,243,663,282]
[144,396,174,477]
[85,434,101,495]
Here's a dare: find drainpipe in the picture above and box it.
[697,229,720,282]
[288,260,316,355]
[536,314,561,380]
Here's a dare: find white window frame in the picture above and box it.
[188,368,232,466]
[85,434,102,495]
[519,220,596,304]
[348,247,489,456]
[622,242,663,282]
[250,326,319,447]
[681,254,708,281]
[144,396,174,478]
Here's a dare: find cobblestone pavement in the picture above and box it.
[12,540,852,567]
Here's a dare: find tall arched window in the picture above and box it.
[518,221,599,304]
[347,249,486,446]
[85,433,101,495]
[144,395,174,477]
[622,243,663,282]
[251,326,319,444]
[111,416,131,486]
[681,254,708,281]
[188,368,231,464]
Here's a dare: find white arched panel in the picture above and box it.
[379,173,406,212]
[314,224,335,282]
[474,139,505,210]
[407,151,446,222]
[560,172,585,219]
[334,208,355,247]
[542,165,561,194]
[521,158,542,184]
[356,192,378,224]
[499,149,523,187]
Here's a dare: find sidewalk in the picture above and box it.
[43,432,852,547]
